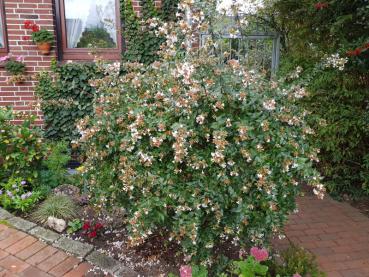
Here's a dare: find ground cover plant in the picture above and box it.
[77,0,324,269]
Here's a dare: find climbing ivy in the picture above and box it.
[160,0,180,22]
[35,62,102,142]
[121,0,179,64]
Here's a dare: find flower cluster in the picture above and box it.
[250,246,269,262]
[0,54,22,63]
[82,221,104,239]
[323,53,348,71]
[24,20,40,32]
[0,178,40,212]
[78,0,324,265]
[314,2,328,10]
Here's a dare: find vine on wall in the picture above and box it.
[36,62,101,142]
[121,0,179,64]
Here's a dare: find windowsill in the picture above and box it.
[61,49,122,61]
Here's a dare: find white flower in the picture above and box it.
[196,114,205,125]
[263,99,276,111]
[323,53,348,71]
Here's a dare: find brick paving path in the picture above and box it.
[0,224,95,277]
[274,195,369,277]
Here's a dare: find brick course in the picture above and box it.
[0,0,145,124]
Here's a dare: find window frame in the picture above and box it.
[56,0,122,61]
[0,0,8,56]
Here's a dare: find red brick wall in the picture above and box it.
[0,0,145,125]
[0,0,56,125]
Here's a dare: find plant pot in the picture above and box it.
[37,42,51,55]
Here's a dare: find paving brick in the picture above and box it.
[16,241,47,261]
[48,256,80,277]
[273,195,369,277]
[326,271,343,277]
[18,266,52,277]
[5,235,37,255]
[26,246,58,266]
[0,250,9,260]
[0,231,27,250]
[0,255,30,273]
[37,251,68,272]
[63,263,93,277]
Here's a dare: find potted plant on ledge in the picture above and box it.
[24,21,54,55]
[0,55,27,84]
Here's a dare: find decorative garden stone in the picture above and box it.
[47,216,67,233]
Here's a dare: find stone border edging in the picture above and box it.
[0,207,138,277]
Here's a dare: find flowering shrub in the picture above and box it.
[78,0,323,265]
[263,0,369,196]
[0,177,41,212]
[0,108,45,184]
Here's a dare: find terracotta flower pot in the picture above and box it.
[37,42,51,55]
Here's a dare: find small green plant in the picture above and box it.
[38,141,71,192]
[31,29,54,44]
[269,244,325,277]
[232,256,269,277]
[32,195,78,224]
[67,219,83,234]
[0,177,41,212]
[4,59,26,76]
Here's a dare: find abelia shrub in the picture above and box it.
[78,1,324,265]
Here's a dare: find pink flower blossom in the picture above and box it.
[293,274,302,277]
[180,265,192,277]
[16,56,23,62]
[0,55,9,62]
[250,247,269,262]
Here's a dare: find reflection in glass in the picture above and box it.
[65,0,117,49]
[0,12,4,48]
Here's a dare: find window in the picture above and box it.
[57,0,122,60]
[0,0,8,55]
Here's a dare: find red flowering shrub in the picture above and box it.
[314,2,328,10]
[82,221,104,239]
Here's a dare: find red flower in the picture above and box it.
[24,20,33,29]
[22,36,30,41]
[94,223,103,230]
[32,24,40,32]
[314,2,328,10]
[347,47,363,57]
[82,222,91,230]
[88,231,97,238]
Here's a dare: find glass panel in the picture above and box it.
[0,11,4,48]
[64,0,117,49]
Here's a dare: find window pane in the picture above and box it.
[65,0,117,49]
[0,12,4,48]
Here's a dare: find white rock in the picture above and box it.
[47,216,67,233]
